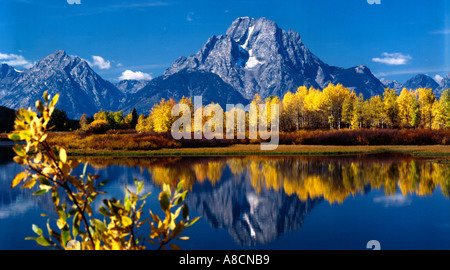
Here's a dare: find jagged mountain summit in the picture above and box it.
[0,50,124,119]
[380,78,403,93]
[186,171,320,246]
[4,18,446,119]
[381,74,448,97]
[120,70,248,114]
[164,17,385,100]
[402,74,440,92]
[438,73,450,96]
[0,64,21,100]
[114,79,150,95]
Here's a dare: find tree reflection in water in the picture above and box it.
[78,154,450,246]
[81,154,450,204]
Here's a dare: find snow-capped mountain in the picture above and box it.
[3,18,447,119]
[0,50,125,119]
[185,167,320,246]
[164,17,385,100]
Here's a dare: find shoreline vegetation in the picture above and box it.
[1,84,449,159]
[2,129,450,158]
[65,145,450,158]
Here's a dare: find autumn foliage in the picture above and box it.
[40,83,450,149]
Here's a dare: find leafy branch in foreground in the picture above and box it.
[8,91,199,250]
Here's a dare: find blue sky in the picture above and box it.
[1,0,449,83]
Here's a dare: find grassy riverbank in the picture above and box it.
[66,144,450,158]
[3,131,450,158]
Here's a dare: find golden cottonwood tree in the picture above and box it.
[432,89,449,129]
[367,95,384,128]
[304,87,326,129]
[150,98,176,132]
[397,88,413,128]
[322,83,351,129]
[341,91,357,129]
[295,86,308,129]
[382,88,399,128]
[281,91,299,131]
[416,88,436,129]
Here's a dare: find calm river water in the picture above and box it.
[1,146,449,250]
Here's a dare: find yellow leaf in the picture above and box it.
[13,156,24,165]
[59,148,67,163]
[86,204,92,217]
[42,166,55,176]
[39,133,48,142]
[169,213,176,230]
[11,172,27,188]
[121,216,132,227]
[22,178,37,189]
[49,93,60,109]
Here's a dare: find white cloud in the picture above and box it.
[119,70,152,81]
[187,12,195,22]
[374,67,448,78]
[430,29,450,35]
[373,194,412,207]
[90,55,111,69]
[110,1,171,9]
[434,74,444,84]
[372,52,412,66]
[0,52,34,69]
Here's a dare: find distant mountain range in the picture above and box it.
[0,17,448,119]
[381,73,449,96]
[0,51,124,118]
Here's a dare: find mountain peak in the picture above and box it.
[355,64,370,74]
[35,50,72,70]
[226,17,280,47]
[46,50,71,62]
[165,16,384,99]
[403,73,439,91]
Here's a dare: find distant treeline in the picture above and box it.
[0,106,16,132]
[3,83,450,135]
[133,84,450,133]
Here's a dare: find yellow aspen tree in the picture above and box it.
[178,96,194,132]
[249,94,264,132]
[323,83,351,130]
[281,91,298,131]
[295,86,308,129]
[382,88,399,128]
[368,95,384,128]
[416,88,436,129]
[304,87,326,129]
[432,89,449,129]
[342,91,357,129]
[397,88,413,128]
[149,98,176,132]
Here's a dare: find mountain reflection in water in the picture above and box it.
[79,154,450,246]
[1,148,449,248]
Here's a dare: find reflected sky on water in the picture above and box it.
[1,148,449,250]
